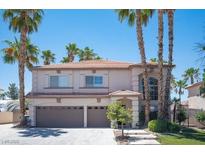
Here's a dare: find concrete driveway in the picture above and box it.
[0,124,116,145]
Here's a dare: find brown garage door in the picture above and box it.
[87,106,110,128]
[36,106,84,128]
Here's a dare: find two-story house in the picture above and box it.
[27,60,169,128]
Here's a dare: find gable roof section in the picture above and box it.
[32,60,174,70]
[186,81,203,89]
[109,90,141,97]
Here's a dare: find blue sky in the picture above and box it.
[0,9,205,100]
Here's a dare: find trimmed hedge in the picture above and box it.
[148,120,181,133]
[148,120,168,132]
[168,122,181,132]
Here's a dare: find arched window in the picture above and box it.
[140,77,158,100]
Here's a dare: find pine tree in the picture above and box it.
[6,83,19,100]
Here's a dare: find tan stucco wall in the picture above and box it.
[32,69,133,93]
[187,85,201,97]
[32,67,168,95]
[188,96,205,110]
[0,111,21,124]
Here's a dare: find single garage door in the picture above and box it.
[87,106,110,128]
[36,106,84,128]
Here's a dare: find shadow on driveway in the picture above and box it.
[18,128,68,138]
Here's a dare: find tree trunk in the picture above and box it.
[164,10,174,121]
[121,123,124,137]
[191,76,194,84]
[19,28,27,126]
[173,103,176,122]
[179,87,182,102]
[158,10,164,120]
[136,9,150,125]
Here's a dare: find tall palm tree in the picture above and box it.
[2,38,39,71]
[196,43,205,66]
[157,9,164,120]
[172,79,187,102]
[41,50,55,65]
[116,9,154,125]
[66,43,80,62]
[78,47,97,61]
[3,9,43,125]
[182,67,200,85]
[164,9,175,120]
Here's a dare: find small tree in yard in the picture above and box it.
[6,83,19,100]
[177,107,187,125]
[106,102,133,137]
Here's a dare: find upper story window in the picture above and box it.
[140,77,158,100]
[49,75,68,88]
[85,76,103,87]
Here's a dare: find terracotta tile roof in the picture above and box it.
[26,92,110,98]
[26,90,141,98]
[32,60,133,70]
[32,60,174,70]
[185,81,203,89]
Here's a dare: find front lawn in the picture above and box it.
[157,127,205,145]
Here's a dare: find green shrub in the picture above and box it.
[195,111,205,122]
[168,122,181,132]
[177,108,187,125]
[148,120,168,133]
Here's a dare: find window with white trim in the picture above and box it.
[49,75,69,88]
[85,76,103,87]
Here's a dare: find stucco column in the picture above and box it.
[30,105,36,126]
[84,105,87,127]
[131,98,139,128]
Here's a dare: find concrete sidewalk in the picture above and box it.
[123,129,160,145]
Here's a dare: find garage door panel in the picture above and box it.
[87,106,110,128]
[36,106,84,128]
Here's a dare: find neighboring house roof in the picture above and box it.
[32,60,174,70]
[185,81,203,89]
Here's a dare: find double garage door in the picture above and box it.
[36,106,110,128]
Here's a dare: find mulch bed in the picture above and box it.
[113,130,130,145]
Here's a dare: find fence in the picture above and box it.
[170,104,205,128]
[0,111,21,124]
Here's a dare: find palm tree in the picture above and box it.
[65,43,80,62]
[150,58,157,63]
[116,9,154,125]
[182,67,200,85]
[157,9,164,120]
[2,38,39,71]
[94,55,103,60]
[196,43,205,66]
[61,57,69,63]
[3,9,43,125]
[41,50,55,65]
[78,47,97,61]
[171,97,180,122]
[172,79,187,102]
[164,9,175,121]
